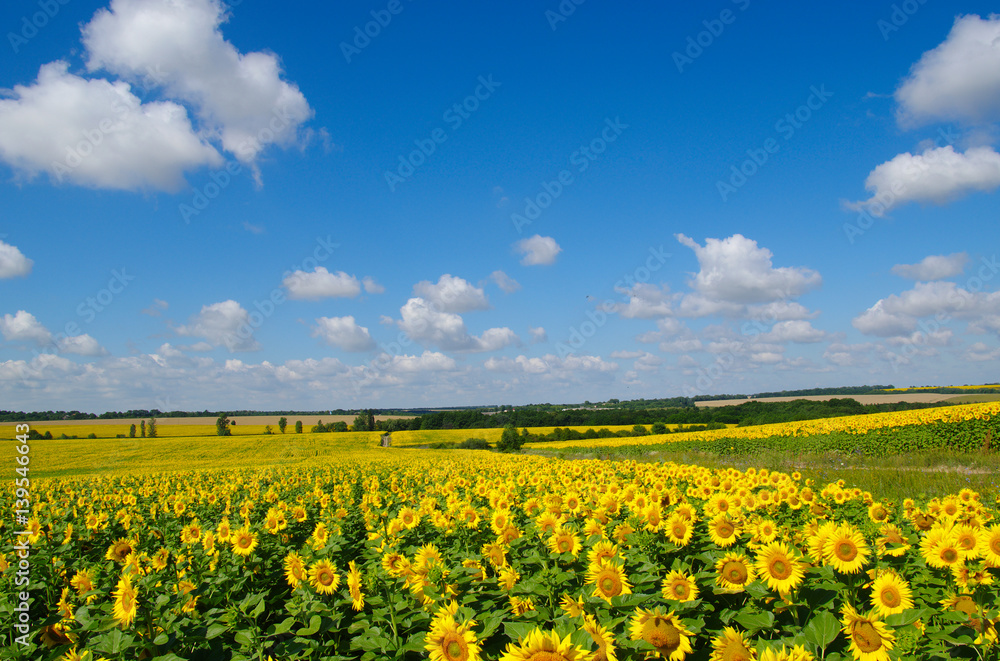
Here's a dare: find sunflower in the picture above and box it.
[587,559,633,603]
[953,525,981,559]
[629,608,693,660]
[500,628,587,661]
[867,503,890,524]
[661,570,699,602]
[482,542,507,569]
[978,524,1000,567]
[584,614,618,661]
[709,626,756,661]
[425,609,481,661]
[708,514,740,548]
[509,595,536,616]
[309,559,340,595]
[150,547,169,571]
[71,569,96,602]
[665,513,694,547]
[112,573,138,628]
[588,539,622,566]
[382,551,411,577]
[347,561,364,610]
[40,622,75,648]
[284,552,307,588]
[754,542,805,595]
[869,572,913,617]
[560,593,585,618]
[757,644,815,661]
[822,525,870,574]
[874,523,910,558]
[840,604,894,661]
[548,529,581,557]
[921,536,964,569]
[231,526,258,556]
[105,538,136,563]
[216,519,232,542]
[716,552,756,592]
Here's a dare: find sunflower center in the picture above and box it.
[644,617,681,651]
[958,535,976,550]
[599,574,620,596]
[941,547,959,563]
[527,652,568,661]
[717,521,735,538]
[836,541,857,561]
[880,586,900,608]
[769,558,791,579]
[319,570,334,586]
[673,582,689,598]
[852,622,884,653]
[443,634,467,661]
[559,539,571,552]
[723,561,748,584]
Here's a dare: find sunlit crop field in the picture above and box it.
[2,430,999,660]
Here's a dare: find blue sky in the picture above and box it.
[2,0,1000,412]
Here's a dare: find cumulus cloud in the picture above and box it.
[312,316,375,352]
[141,298,169,316]
[0,61,222,191]
[676,233,821,304]
[397,298,517,352]
[82,0,312,174]
[761,320,827,343]
[0,310,53,345]
[283,267,361,300]
[57,333,110,356]
[852,281,1000,338]
[892,253,969,280]
[895,14,1000,127]
[0,241,33,278]
[528,326,547,343]
[175,299,259,351]
[514,235,561,266]
[413,274,489,313]
[849,146,1000,216]
[615,283,673,319]
[823,342,874,367]
[484,353,617,376]
[362,276,384,294]
[490,270,521,294]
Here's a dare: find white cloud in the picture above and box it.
[57,333,109,356]
[823,342,874,367]
[514,234,561,266]
[615,283,672,319]
[362,276,385,294]
[484,353,617,376]
[528,326,547,343]
[676,234,821,304]
[175,300,259,351]
[82,0,312,175]
[413,274,489,313]
[892,253,969,280]
[0,61,222,191]
[850,146,1000,216]
[895,14,1000,127]
[490,270,521,293]
[761,320,827,343]
[283,267,361,300]
[0,310,53,345]
[746,301,819,321]
[141,299,169,316]
[852,281,1000,338]
[312,316,376,352]
[852,300,919,337]
[0,241,33,278]
[389,351,457,373]
[397,297,517,352]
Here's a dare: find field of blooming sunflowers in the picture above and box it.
[2,423,1000,661]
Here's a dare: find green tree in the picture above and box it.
[278,417,288,433]
[295,420,303,433]
[651,421,667,435]
[147,417,157,438]
[140,420,146,438]
[264,425,273,434]
[129,424,136,438]
[352,413,370,432]
[216,413,231,436]
[497,423,522,453]
[332,421,348,432]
